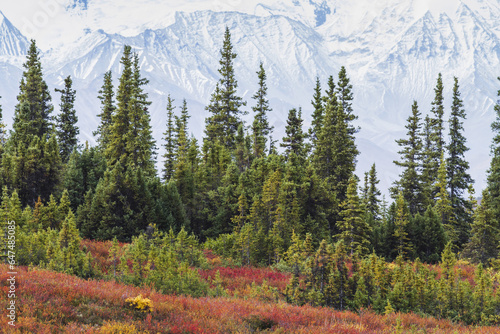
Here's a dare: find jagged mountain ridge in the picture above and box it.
[0,1,499,195]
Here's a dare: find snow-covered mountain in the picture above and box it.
[0,0,500,195]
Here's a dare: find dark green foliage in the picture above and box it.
[462,190,499,265]
[365,163,381,220]
[163,95,176,181]
[11,40,53,144]
[428,73,445,187]
[204,27,246,150]
[177,99,190,134]
[309,76,324,145]
[488,77,500,229]
[337,176,371,256]
[77,162,152,241]
[336,66,357,135]
[2,133,62,206]
[420,115,434,206]
[2,40,61,206]
[323,75,337,107]
[79,162,189,241]
[94,71,115,149]
[394,192,412,259]
[105,46,156,175]
[411,206,446,263]
[280,108,306,161]
[446,77,473,247]
[391,101,426,215]
[251,62,273,158]
[55,75,79,162]
[63,143,106,211]
[314,102,358,237]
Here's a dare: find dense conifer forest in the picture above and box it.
[2,27,500,332]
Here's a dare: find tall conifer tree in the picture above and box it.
[105,47,155,174]
[446,77,473,247]
[2,39,61,205]
[434,155,455,244]
[205,27,246,150]
[366,163,382,220]
[175,99,190,141]
[488,76,500,225]
[394,192,412,258]
[314,102,358,237]
[280,108,305,161]
[337,176,371,256]
[55,75,79,162]
[125,53,155,173]
[105,45,133,167]
[324,75,337,107]
[309,77,324,144]
[336,66,357,135]
[462,190,499,264]
[420,115,434,206]
[391,101,425,215]
[11,40,53,143]
[251,62,273,158]
[94,71,115,149]
[163,95,176,181]
[426,73,445,197]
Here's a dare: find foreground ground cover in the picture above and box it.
[1,263,500,333]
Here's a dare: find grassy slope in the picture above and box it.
[1,263,500,333]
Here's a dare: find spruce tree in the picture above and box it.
[251,62,273,158]
[420,115,434,206]
[174,100,190,160]
[315,103,358,196]
[280,108,306,161]
[314,102,358,237]
[205,27,246,150]
[366,163,382,220]
[309,77,324,144]
[434,155,456,245]
[235,123,250,171]
[446,77,473,247]
[2,39,61,205]
[177,99,190,133]
[462,190,499,265]
[336,66,357,135]
[204,83,223,144]
[323,75,337,107]
[163,95,176,181]
[394,192,412,259]
[63,142,106,211]
[337,176,371,256]
[488,77,500,226]
[391,101,425,215]
[94,71,115,149]
[105,45,134,167]
[11,40,53,143]
[427,73,445,196]
[105,47,155,174]
[412,206,446,263]
[55,75,79,162]
[125,53,156,173]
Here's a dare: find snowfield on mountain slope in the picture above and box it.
[0,0,499,194]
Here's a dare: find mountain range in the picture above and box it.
[0,0,499,195]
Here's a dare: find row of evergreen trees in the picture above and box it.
[1,27,499,269]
